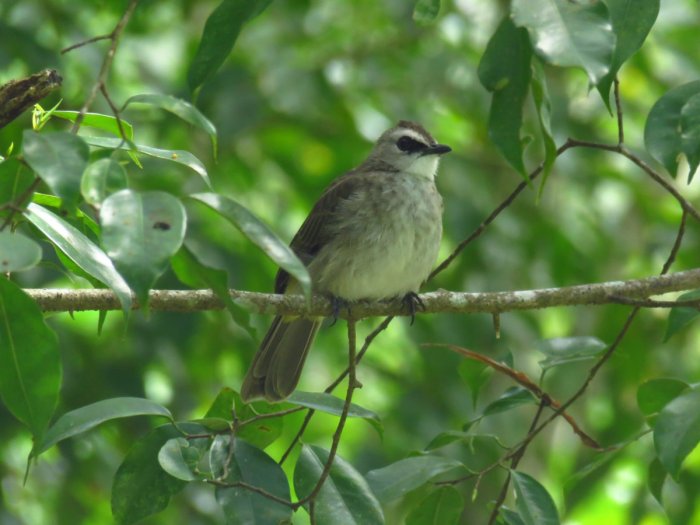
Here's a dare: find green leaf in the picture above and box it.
[501,507,528,525]
[637,378,689,420]
[664,289,700,341]
[0,158,34,206]
[294,445,383,525]
[52,111,134,141]
[478,17,532,178]
[188,0,274,92]
[171,245,253,335]
[158,437,203,481]
[531,59,557,196]
[101,190,186,308]
[511,470,561,525]
[190,192,311,299]
[36,397,173,455]
[597,0,659,109]
[645,81,700,180]
[80,158,128,206]
[653,387,700,480]
[535,336,607,370]
[204,387,282,449]
[511,0,615,85]
[482,386,536,417]
[0,278,60,442]
[405,486,463,525]
[458,359,491,409]
[286,391,382,437]
[214,438,292,525]
[24,203,133,313]
[0,232,42,272]
[82,136,211,188]
[366,455,465,504]
[123,94,218,159]
[22,130,89,207]
[413,0,441,25]
[648,458,666,506]
[680,93,700,181]
[112,422,205,525]
[425,430,470,451]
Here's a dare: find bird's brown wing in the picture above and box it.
[274,171,362,293]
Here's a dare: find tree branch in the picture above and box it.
[22,267,700,316]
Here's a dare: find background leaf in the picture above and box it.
[413,0,441,26]
[0,231,42,272]
[511,470,561,525]
[405,486,463,525]
[653,387,700,480]
[286,391,382,436]
[80,158,128,206]
[663,289,700,341]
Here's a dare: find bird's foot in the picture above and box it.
[329,296,352,326]
[402,292,425,326]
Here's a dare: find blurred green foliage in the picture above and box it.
[2,0,700,524]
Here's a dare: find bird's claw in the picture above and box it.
[329,296,352,326]
[402,292,425,325]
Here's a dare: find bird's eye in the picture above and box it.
[396,136,425,153]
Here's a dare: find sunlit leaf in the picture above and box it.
[478,17,532,179]
[511,470,560,525]
[123,94,217,159]
[36,397,173,454]
[294,445,383,525]
[24,203,133,313]
[81,158,128,206]
[188,0,274,92]
[83,136,211,188]
[101,190,186,307]
[536,336,607,370]
[286,391,382,436]
[654,387,700,480]
[0,231,42,272]
[190,192,311,299]
[511,0,615,85]
[52,110,134,141]
[22,130,88,207]
[645,81,700,181]
[0,278,60,442]
[366,455,465,504]
[158,437,203,481]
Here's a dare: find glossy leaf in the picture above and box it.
[101,190,186,307]
[24,203,133,313]
[511,470,560,525]
[405,486,463,525]
[413,0,440,25]
[664,289,700,341]
[0,231,42,272]
[204,387,282,449]
[478,17,532,178]
[366,455,465,503]
[287,391,382,436]
[482,386,536,417]
[294,445,383,525]
[83,136,211,188]
[597,0,659,109]
[214,438,292,525]
[190,192,311,299]
[511,0,615,85]
[123,94,217,158]
[52,110,134,141]
[22,130,89,207]
[158,437,202,481]
[0,278,60,442]
[501,508,528,525]
[80,158,128,205]
[36,397,173,454]
[680,93,700,181]
[637,378,689,420]
[653,387,700,479]
[112,422,206,525]
[188,0,274,92]
[535,336,607,370]
[645,81,700,181]
[171,245,253,335]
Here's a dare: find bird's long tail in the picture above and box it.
[241,316,321,402]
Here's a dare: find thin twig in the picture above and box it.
[614,77,624,145]
[61,34,113,54]
[99,84,129,144]
[205,478,294,507]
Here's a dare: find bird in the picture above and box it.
[240,120,451,402]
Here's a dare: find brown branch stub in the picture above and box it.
[21,267,700,316]
[0,69,63,129]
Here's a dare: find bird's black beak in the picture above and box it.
[421,144,452,156]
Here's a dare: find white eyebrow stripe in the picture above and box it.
[392,128,430,144]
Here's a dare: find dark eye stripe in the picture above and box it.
[396,135,426,153]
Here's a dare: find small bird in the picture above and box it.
[241,120,451,402]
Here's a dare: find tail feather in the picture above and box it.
[241,316,320,402]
